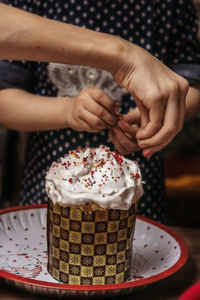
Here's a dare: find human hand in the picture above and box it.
[65,87,118,132]
[112,42,189,157]
[108,107,141,155]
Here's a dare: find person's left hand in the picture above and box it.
[108,107,141,155]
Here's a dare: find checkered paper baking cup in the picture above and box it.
[47,200,137,285]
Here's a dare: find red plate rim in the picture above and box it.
[0,204,188,291]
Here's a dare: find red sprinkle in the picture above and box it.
[68,178,72,183]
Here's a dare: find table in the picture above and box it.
[0,226,199,300]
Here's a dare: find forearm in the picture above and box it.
[185,85,200,120]
[0,89,68,131]
[0,3,128,74]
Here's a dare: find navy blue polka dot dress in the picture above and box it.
[3,0,200,224]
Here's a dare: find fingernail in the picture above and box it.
[117,120,123,126]
[138,141,147,148]
[143,149,151,158]
[136,133,142,140]
[114,106,119,114]
[136,128,146,138]
[121,117,128,123]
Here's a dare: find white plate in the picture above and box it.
[0,204,188,297]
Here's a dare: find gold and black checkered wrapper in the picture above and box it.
[47,199,137,285]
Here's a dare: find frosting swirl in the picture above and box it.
[45,146,143,210]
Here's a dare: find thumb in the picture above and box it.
[125,107,141,125]
[134,99,149,130]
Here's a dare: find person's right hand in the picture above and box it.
[111,41,189,157]
[65,87,118,132]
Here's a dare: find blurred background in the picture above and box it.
[164,0,200,228]
[0,0,200,229]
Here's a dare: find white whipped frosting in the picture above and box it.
[45,146,143,210]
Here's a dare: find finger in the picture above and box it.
[111,127,141,154]
[117,120,139,139]
[125,107,141,125]
[108,129,128,154]
[136,96,165,140]
[108,129,131,155]
[74,118,101,133]
[86,88,118,123]
[134,98,149,130]
[138,90,179,152]
[83,92,118,126]
[142,146,159,158]
[141,80,188,157]
[79,108,108,131]
[141,138,171,158]
[88,88,118,111]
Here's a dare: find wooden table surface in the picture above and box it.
[0,226,199,300]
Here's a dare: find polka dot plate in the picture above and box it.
[0,204,188,297]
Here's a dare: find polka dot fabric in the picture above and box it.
[4,0,200,224]
[5,0,200,65]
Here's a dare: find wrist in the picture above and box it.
[58,97,71,128]
[88,34,133,74]
[42,96,71,130]
[109,41,154,88]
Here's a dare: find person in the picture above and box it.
[0,2,189,157]
[0,0,200,224]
